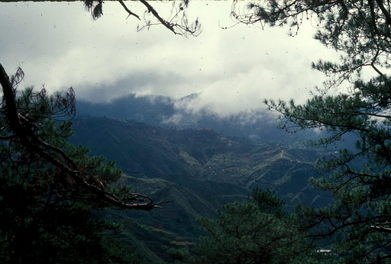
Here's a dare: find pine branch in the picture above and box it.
[0,63,161,210]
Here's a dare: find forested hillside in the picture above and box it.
[69,116,328,262]
[71,116,325,205]
[2,0,390,262]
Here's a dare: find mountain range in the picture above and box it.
[76,93,318,145]
[69,113,330,263]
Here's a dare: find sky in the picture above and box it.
[0,1,337,117]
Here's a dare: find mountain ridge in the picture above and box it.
[76,93,316,145]
[70,115,328,263]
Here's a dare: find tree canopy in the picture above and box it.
[2,0,391,262]
[0,4,197,256]
[0,66,160,262]
[0,1,199,262]
[182,189,332,264]
[232,0,391,262]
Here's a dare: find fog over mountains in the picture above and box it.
[77,93,318,145]
[70,96,338,262]
[71,91,359,263]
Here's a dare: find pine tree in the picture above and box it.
[183,189,325,264]
[232,1,391,262]
[0,66,151,263]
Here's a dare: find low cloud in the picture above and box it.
[1,1,336,118]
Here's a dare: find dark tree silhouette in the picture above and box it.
[0,64,163,210]
[230,1,391,262]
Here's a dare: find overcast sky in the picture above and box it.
[0,1,337,117]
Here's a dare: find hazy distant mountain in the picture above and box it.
[73,96,357,263]
[71,116,323,201]
[77,94,176,126]
[76,94,316,145]
[70,116,329,263]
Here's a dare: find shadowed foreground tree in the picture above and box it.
[0,1,199,262]
[0,64,161,210]
[0,65,162,263]
[5,0,391,262]
[231,0,391,263]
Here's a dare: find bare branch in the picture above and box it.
[375,0,391,26]
[371,225,391,233]
[117,0,140,20]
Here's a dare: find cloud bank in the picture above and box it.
[0,1,337,117]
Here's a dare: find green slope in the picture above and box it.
[70,116,327,262]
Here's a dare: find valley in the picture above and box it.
[70,115,329,263]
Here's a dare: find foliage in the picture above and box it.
[233,0,391,262]
[233,0,390,81]
[0,68,151,263]
[181,189,325,264]
[0,0,202,261]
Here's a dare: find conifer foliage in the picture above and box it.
[232,0,391,262]
[0,65,152,263]
[183,189,326,264]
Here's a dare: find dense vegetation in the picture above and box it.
[1,0,390,263]
[69,115,328,262]
[182,189,315,264]
[0,67,155,263]
[242,0,391,263]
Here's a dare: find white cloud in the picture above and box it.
[0,1,337,117]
